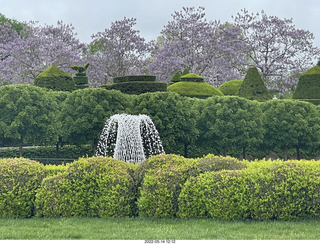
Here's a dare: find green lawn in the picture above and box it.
[1,217,320,240]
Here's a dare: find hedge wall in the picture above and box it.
[113,75,156,83]
[100,81,167,95]
[167,82,223,98]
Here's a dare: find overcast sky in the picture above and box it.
[1,0,320,47]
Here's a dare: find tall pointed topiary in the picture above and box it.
[34,65,74,92]
[237,67,271,101]
[292,64,320,103]
[170,71,182,83]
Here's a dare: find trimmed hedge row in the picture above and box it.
[113,75,156,83]
[3,154,320,220]
[101,81,167,95]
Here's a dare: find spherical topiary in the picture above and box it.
[237,67,271,101]
[34,65,75,92]
[218,79,243,96]
[292,65,320,100]
[35,156,136,217]
[167,81,224,98]
[0,158,46,217]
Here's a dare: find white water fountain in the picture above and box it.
[95,114,165,163]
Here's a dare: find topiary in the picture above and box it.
[35,156,137,217]
[0,158,46,218]
[71,63,89,89]
[167,81,223,98]
[182,68,189,76]
[180,73,204,83]
[292,65,320,100]
[237,67,272,101]
[218,79,243,95]
[170,71,182,83]
[34,65,75,92]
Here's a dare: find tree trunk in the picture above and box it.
[297,147,300,160]
[223,147,227,157]
[284,145,288,161]
[19,137,23,157]
[242,147,246,160]
[184,143,188,158]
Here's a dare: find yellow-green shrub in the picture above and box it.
[136,154,196,217]
[178,159,320,220]
[44,164,68,177]
[35,156,136,217]
[0,158,46,217]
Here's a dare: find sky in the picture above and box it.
[1,0,320,47]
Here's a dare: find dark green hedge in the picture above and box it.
[293,65,320,99]
[237,67,271,101]
[73,76,88,85]
[100,81,167,95]
[113,75,156,83]
[34,65,75,92]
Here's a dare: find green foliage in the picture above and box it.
[35,157,136,217]
[131,92,199,157]
[293,65,320,99]
[0,85,60,156]
[167,82,223,98]
[0,158,46,218]
[218,79,243,95]
[170,71,182,83]
[0,13,24,35]
[178,159,320,220]
[178,170,248,219]
[195,96,264,157]
[196,154,246,174]
[101,81,167,95]
[113,75,156,83]
[182,68,190,76]
[44,164,68,177]
[60,88,131,149]
[261,100,320,160]
[180,73,204,83]
[137,154,196,217]
[237,67,272,101]
[34,65,75,92]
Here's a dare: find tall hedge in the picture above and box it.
[237,67,271,101]
[292,65,320,101]
[34,65,75,92]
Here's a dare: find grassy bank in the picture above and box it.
[1,217,320,240]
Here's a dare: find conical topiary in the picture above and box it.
[170,71,182,83]
[237,67,271,101]
[34,65,74,91]
[182,68,189,76]
[292,65,320,100]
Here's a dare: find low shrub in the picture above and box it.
[35,156,136,217]
[44,164,68,177]
[0,158,46,218]
[136,154,196,217]
[113,75,156,83]
[178,159,320,220]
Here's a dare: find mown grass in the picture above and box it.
[1,217,320,240]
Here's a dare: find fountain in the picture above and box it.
[95,114,165,163]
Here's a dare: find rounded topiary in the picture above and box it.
[167,81,224,98]
[170,71,182,83]
[35,157,136,217]
[237,67,271,101]
[292,65,320,100]
[180,73,204,83]
[0,158,46,218]
[34,65,75,92]
[218,79,243,95]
